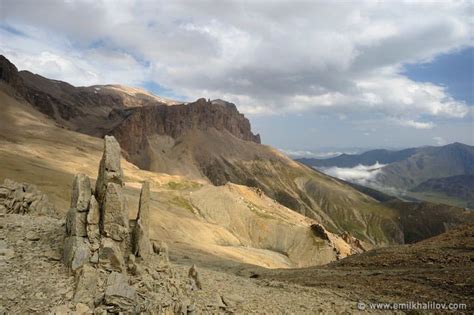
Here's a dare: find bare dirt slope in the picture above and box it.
[258,223,474,310]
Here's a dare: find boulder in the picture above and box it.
[104,272,137,312]
[99,238,125,272]
[71,174,92,212]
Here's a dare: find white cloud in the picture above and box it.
[433,136,447,145]
[0,0,472,125]
[318,162,386,186]
[393,119,435,130]
[280,149,358,159]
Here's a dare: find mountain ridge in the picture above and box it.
[1,54,470,247]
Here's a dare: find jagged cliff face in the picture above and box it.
[0,56,259,146]
[110,98,261,168]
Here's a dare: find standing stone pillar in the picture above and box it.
[95,135,129,272]
[64,174,93,271]
[132,181,153,260]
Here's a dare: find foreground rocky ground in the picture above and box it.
[1,213,377,314]
[258,223,474,313]
[2,212,472,314]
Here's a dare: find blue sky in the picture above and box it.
[0,0,472,157]
[403,47,473,104]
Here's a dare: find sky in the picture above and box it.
[0,0,472,157]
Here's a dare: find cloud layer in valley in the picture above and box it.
[318,162,386,186]
[1,0,472,148]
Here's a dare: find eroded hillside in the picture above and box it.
[0,87,360,268]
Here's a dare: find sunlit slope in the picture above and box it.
[0,88,351,268]
[128,128,403,245]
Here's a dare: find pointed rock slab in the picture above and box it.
[87,196,101,250]
[87,195,100,225]
[99,238,125,272]
[188,264,202,290]
[95,136,124,203]
[63,236,91,272]
[102,183,129,241]
[104,272,137,312]
[137,181,150,234]
[131,219,153,260]
[66,208,88,237]
[71,174,92,212]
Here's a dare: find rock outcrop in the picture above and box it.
[110,98,260,159]
[61,135,197,313]
[0,178,54,215]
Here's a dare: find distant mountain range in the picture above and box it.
[297,143,474,208]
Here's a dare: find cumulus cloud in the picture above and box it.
[0,0,472,127]
[318,162,386,186]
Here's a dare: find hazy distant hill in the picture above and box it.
[298,148,418,168]
[377,142,474,188]
[298,143,474,208]
[411,175,474,208]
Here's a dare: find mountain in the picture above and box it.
[377,142,474,188]
[411,175,474,208]
[1,54,473,313]
[1,54,471,250]
[0,54,405,246]
[298,143,474,207]
[298,148,418,168]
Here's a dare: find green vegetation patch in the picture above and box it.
[171,196,195,214]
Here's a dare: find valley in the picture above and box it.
[0,54,472,313]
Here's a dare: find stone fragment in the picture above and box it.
[153,241,170,270]
[102,183,128,240]
[310,223,331,241]
[66,208,88,237]
[0,248,14,260]
[222,294,245,308]
[87,225,100,251]
[86,196,101,250]
[188,264,202,290]
[64,236,91,271]
[95,135,124,203]
[104,272,136,312]
[89,251,99,264]
[75,303,91,314]
[99,238,125,272]
[73,265,99,306]
[87,195,100,225]
[137,181,150,234]
[208,293,226,309]
[132,220,153,259]
[0,179,54,215]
